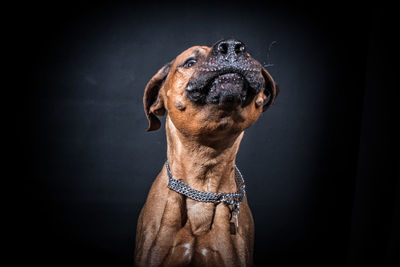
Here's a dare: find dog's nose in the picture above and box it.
[212,39,246,58]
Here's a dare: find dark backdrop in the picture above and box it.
[18,1,398,266]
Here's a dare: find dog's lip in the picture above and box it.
[205,66,253,81]
[207,72,245,86]
[187,67,254,92]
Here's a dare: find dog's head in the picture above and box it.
[143,39,279,138]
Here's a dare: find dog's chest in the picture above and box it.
[186,200,216,235]
[167,201,243,266]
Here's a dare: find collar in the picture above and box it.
[165,160,246,214]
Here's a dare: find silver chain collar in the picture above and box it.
[165,160,246,213]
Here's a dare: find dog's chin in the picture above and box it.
[205,73,247,107]
[187,72,255,109]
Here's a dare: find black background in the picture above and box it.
[17,1,398,266]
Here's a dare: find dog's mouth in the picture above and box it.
[205,72,248,105]
[185,63,265,108]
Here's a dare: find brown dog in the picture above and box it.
[134,39,279,266]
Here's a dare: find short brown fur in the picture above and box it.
[135,44,278,266]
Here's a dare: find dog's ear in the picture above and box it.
[261,67,280,111]
[143,61,172,131]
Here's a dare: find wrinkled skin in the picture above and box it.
[135,39,279,267]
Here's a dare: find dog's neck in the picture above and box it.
[166,116,243,194]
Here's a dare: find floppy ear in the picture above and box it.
[261,67,280,111]
[143,61,172,131]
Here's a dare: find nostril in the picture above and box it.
[213,39,246,57]
[234,43,245,54]
[218,42,228,55]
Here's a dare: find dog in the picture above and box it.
[134,39,279,266]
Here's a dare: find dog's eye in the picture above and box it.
[184,58,197,68]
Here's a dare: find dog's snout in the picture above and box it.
[212,39,246,58]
